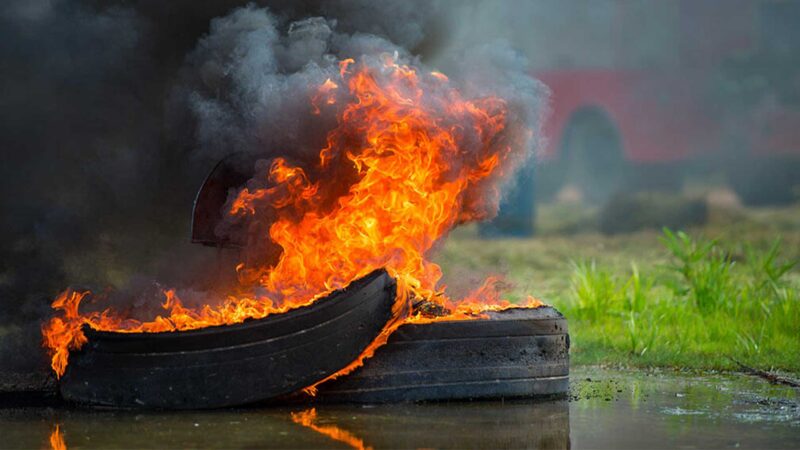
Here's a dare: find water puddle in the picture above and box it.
[568,367,798,449]
[1,367,797,449]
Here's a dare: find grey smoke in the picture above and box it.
[177,8,341,163]
[178,4,547,190]
[175,4,548,288]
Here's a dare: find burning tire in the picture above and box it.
[317,306,569,403]
[59,270,396,409]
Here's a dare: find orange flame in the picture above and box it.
[42,54,540,378]
[48,425,66,450]
[291,408,371,450]
[311,78,339,114]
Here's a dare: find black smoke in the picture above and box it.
[0,0,449,373]
[0,0,550,375]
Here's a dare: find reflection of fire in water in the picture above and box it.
[291,408,370,450]
[42,53,541,380]
[49,425,66,450]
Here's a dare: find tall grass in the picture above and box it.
[555,229,800,373]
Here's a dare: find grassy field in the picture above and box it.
[436,201,800,374]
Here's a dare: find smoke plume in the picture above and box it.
[0,0,547,373]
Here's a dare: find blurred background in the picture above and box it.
[429,0,800,236]
[430,0,800,375]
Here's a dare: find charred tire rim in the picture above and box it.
[59,269,396,409]
[317,306,569,403]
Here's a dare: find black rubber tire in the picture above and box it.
[60,270,396,409]
[317,306,569,403]
[191,152,259,247]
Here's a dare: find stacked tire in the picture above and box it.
[318,306,569,403]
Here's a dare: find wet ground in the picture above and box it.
[1,367,798,449]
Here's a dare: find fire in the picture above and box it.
[42,53,539,378]
[49,425,66,450]
[291,408,370,450]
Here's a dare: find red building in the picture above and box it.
[535,0,800,206]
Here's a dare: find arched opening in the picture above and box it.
[541,106,627,205]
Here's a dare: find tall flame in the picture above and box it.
[49,425,66,450]
[42,54,540,378]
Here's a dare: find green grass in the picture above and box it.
[562,230,798,371]
[436,203,800,374]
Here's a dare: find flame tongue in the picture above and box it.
[42,54,536,378]
[236,57,511,305]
